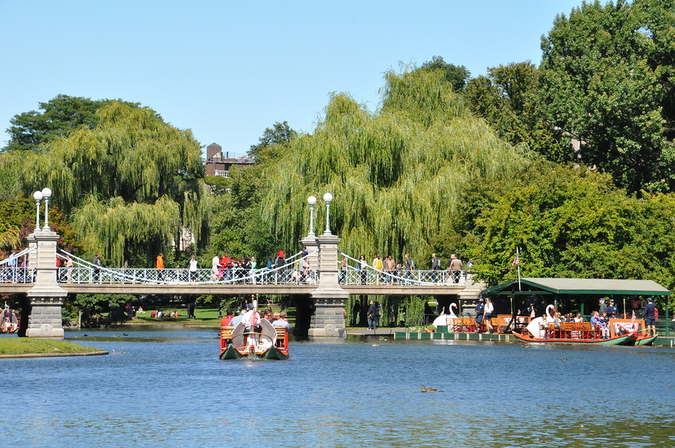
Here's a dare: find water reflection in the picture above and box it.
[1,328,673,447]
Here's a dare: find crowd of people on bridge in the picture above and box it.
[340,253,468,285]
[3,245,470,287]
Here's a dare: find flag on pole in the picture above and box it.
[514,247,521,291]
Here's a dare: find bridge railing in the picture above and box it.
[60,266,319,285]
[338,253,466,286]
[1,266,36,283]
[55,248,320,286]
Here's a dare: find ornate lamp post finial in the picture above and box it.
[41,188,52,231]
[33,190,43,232]
[323,192,333,235]
[307,195,317,237]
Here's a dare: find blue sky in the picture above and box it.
[0,0,581,156]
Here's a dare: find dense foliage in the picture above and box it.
[419,56,471,92]
[15,101,208,266]
[456,161,675,291]
[3,94,137,153]
[538,0,675,193]
[260,69,528,261]
[465,62,569,163]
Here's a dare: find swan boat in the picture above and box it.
[609,318,658,346]
[0,308,19,334]
[512,305,633,346]
[432,303,460,330]
[220,319,289,360]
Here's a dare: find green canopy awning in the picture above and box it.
[483,278,671,297]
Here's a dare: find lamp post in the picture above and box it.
[323,192,333,235]
[33,190,43,232]
[41,187,52,231]
[307,196,317,237]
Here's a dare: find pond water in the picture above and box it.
[2,327,674,447]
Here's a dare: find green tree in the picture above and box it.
[458,160,675,293]
[419,56,471,92]
[208,165,281,262]
[202,121,297,263]
[260,68,528,261]
[248,121,296,160]
[465,62,569,162]
[3,94,137,152]
[538,0,675,193]
[17,101,208,266]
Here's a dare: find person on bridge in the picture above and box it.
[431,253,442,284]
[220,255,231,282]
[93,254,102,282]
[156,253,165,282]
[404,254,415,285]
[372,254,383,285]
[250,257,257,285]
[339,256,347,284]
[5,251,17,282]
[211,254,220,281]
[359,255,368,285]
[242,256,252,284]
[66,255,73,283]
[448,254,462,284]
[384,255,395,284]
[188,255,198,282]
[302,260,313,283]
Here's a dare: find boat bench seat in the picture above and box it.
[274,327,287,347]
[461,317,476,332]
[559,322,598,339]
[221,326,235,340]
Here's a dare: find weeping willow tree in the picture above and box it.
[19,101,209,266]
[261,68,531,260]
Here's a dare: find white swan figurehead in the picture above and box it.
[545,304,555,322]
[448,303,458,319]
[526,304,556,339]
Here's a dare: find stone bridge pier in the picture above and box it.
[23,230,67,337]
[306,234,348,337]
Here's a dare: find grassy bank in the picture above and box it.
[0,337,106,356]
[131,307,296,327]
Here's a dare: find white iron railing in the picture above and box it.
[338,252,465,286]
[55,249,319,285]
